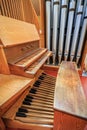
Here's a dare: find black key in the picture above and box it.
[24,98,32,102]
[39,76,44,80]
[35,80,41,84]
[18,108,28,113]
[23,100,31,105]
[26,95,34,99]
[30,89,37,94]
[42,73,46,75]
[34,83,40,86]
[16,112,27,117]
[33,84,40,87]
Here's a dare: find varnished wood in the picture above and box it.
[0,46,10,74]
[54,61,87,119]
[15,116,53,124]
[9,50,52,78]
[31,0,40,16]
[26,51,52,73]
[0,118,5,130]
[54,110,87,130]
[15,48,47,69]
[5,43,39,63]
[0,15,39,47]
[2,73,55,130]
[0,74,34,116]
[0,0,40,32]
[39,0,45,48]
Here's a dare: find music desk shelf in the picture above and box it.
[54,61,87,130]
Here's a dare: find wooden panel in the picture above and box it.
[26,51,52,75]
[0,74,34,116]
[0,15,39,47]
[54,61,87,119]
[21,0,39,32]
[54,110,87,130]
[8,50,51,78]
[4,42,39,63]
[39,0,45,48]
[0,118,5,130]
[0,46,10,74]
[0,0,39,32]
[14,48,47,69]
[31,0,40,16]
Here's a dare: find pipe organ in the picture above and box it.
[0,0,87,130]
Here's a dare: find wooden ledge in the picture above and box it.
[54,61,87,119]
[0,74,34,116]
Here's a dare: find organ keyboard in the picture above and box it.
[2,73,56,130]
[0,15,52,78]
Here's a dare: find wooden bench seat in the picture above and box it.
[54,61,87,130]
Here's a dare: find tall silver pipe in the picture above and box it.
[46,0,51,64]
[70,5,83,61]
[64,0,75,61]
[74,0,82,26]
[58,0,68,64]
[81,0,87,24]
[52,0,60,64]
[76,7,87,64]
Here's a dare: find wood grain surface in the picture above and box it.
[0,15,39,47]
[0,74,34,115]
[54,61,87,119]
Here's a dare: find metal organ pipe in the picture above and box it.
[58,0,68,64]
[76,7,87,64]
[70,5,83,61]
[52,0,60,64]
[45,0,51,64]
[64,0,75,61]
[81,0,87,24]
[74,0,82,26]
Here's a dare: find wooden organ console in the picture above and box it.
[0,15,55,130]
[0,1,87,130]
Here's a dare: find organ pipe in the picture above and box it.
[81,0,87,24]
[45,0,51,64]
[64,0,75,61]
[70,5,83,61]
[52,0,60,64]
[74,0,82,26]
[76,7,87,64]
[58,0,68,64]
